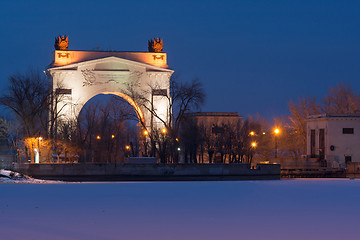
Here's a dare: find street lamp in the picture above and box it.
[251,141,257,148]
[250,131,255,136]
[274,128,280,158]
[143,130,149,157]
[161,128,167,134]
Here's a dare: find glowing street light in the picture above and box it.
[143,130,149,136]
[250,131,255,136]
[274,128,280,158]
[161,128,167,134]
[251,142,257,148]
[96,135,101,140]
[125,145,130,150]
[111,134,115,139]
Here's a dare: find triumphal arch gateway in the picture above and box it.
[46,36,173,131]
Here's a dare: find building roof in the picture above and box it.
[51,50,170,69]
[306,113,360,121]
[186,112,241,117]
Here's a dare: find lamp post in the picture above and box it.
[34,136,42,164]
[143,130,149,157]
[250,141,257,164]
[274,128,280,158]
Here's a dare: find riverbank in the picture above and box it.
[11,163,280,181]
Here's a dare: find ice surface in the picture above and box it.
[1,178,360,240]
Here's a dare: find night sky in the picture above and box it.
[1,0,359,119]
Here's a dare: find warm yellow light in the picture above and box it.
[161,128,167,134]
[111,134,115,139]
[262,132,266,135]
[38,137,43,141]
[274,128,280,135]
[96,135,101,140]
[125,145,130,150]
[251,142,257,147]
[175,138,179,142]
[143,130,149,136]
[250,131,255,136]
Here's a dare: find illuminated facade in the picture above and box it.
[306,114,360,168]
[46,37,174,131]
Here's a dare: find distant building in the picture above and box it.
[306,114,360,168]
[184,112,242,163]
[188,112,242,127]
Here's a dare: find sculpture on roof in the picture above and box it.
[55,35,69,50]
[148,38,163,53]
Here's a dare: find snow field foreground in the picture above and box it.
[1,179,360,240]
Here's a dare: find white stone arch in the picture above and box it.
[79,91,145,126]
[46,52,174,131]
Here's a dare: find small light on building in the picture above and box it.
[177,147,181,151]
[250,131,255,136]
[111,134,115,139]
[251,142,257,148]
[97,135,101,140]
[161,128,167,134]
[143,130,149,136]
[125,145,130,150]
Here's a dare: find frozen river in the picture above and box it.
[1,179,360,240]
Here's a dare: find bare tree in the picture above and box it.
[322,81,360,114]
[0,70,49,138]
[74,96,137,163]
[286,81,360,159]
[123,76,206,163]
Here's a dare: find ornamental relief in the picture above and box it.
[81,69,128,87]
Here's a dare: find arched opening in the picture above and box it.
[75,93,145,163]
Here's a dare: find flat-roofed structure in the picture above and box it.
[306,114,360,168]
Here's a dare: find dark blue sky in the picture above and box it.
[1,0,359,119]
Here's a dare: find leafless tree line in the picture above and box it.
[2,68,357,164]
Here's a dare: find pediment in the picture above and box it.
[48,56,173,73]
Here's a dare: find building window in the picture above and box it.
[310,129,315,158]
[152,89,167,96]
[342,128,354,134]
[319,129,325,160]
[55,88,72,95]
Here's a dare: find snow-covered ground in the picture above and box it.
[1,177,360,240]
[0,169,56,183]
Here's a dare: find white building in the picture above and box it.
[306,114,360,168]
[46,36,173,132]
